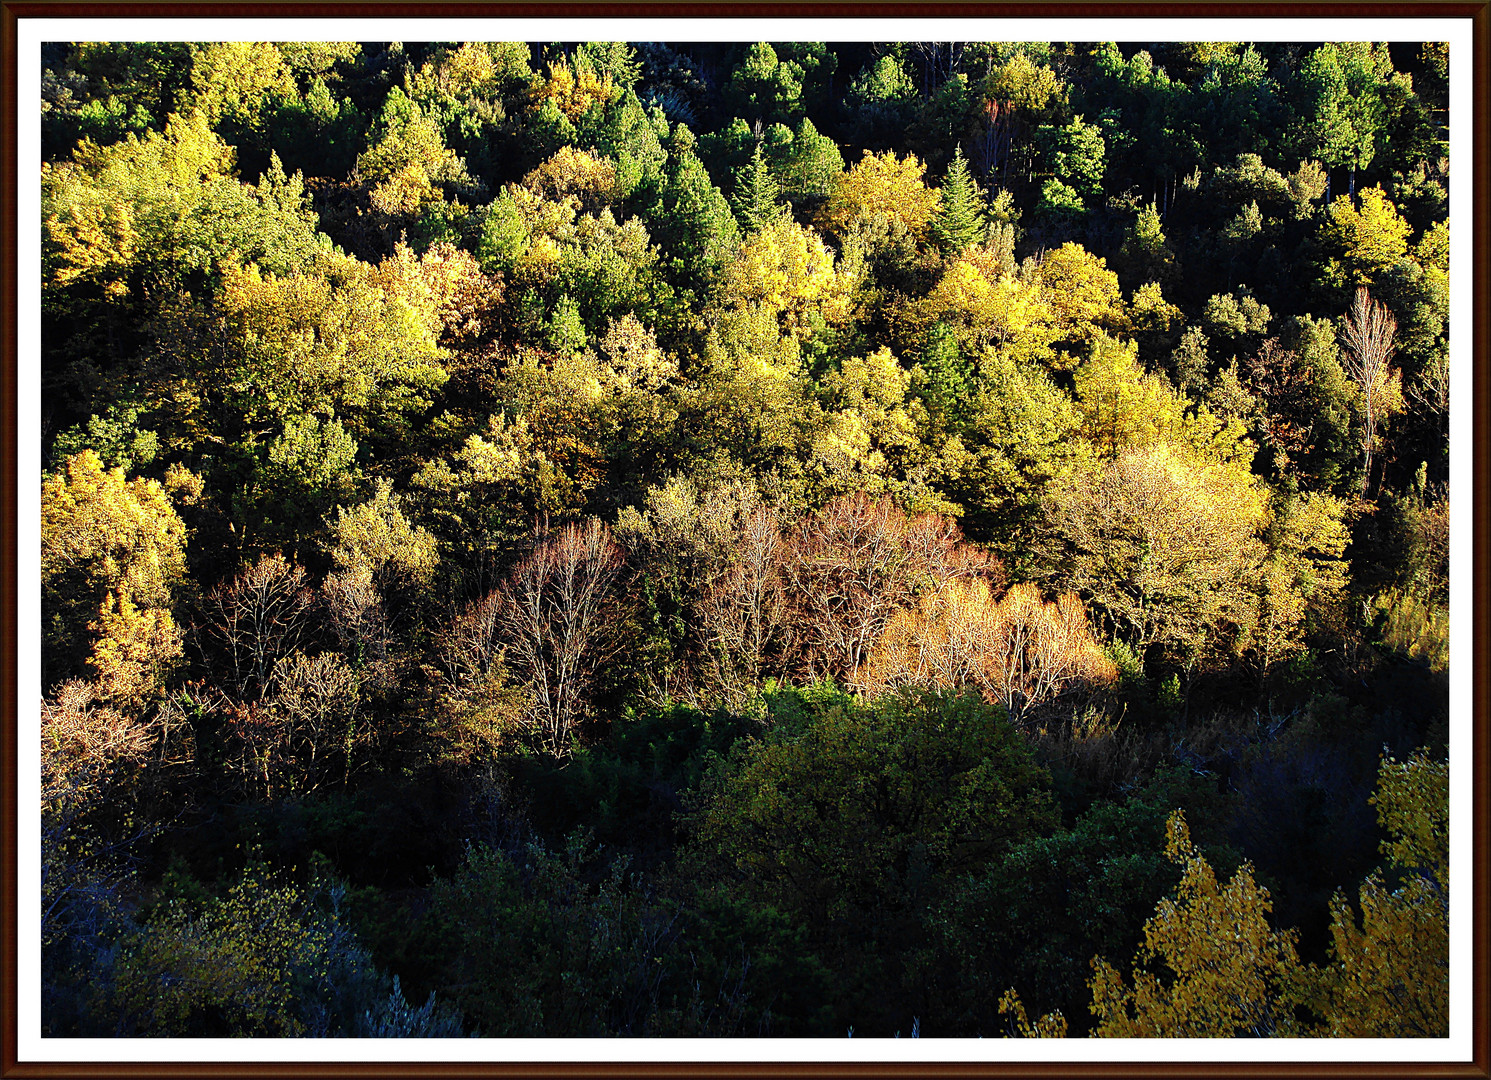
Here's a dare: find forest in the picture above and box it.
[39,39,1451,1039]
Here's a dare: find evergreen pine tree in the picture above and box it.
[730,143,786,234]
[932,145,987,254]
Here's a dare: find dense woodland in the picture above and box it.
[39,40,1451,1038]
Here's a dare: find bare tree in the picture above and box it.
[782,493,1000,685]
[495,519,626,755]
[266,651,363,790]
[1406,352,1449,443]
[322,565,394,688]
[1339,287,1401,495]
[200,554,315,699]
[697,504,792,708]
[435,588,506,692]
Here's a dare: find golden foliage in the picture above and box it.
[111,865,332,1036]
[818,149,941,243]
[998,988,1069,1037]
[522,146,619,213]
[1087,811,1305,1037]
[719,216,859,334]
[42,450,187,613]
[528,56,620,120]
[1321,186,1412,288]
[87,590,183,706]
[862,580,1116,718]
[1046,442,1268,659]
[1310,752,1448,1036]
[1035,243,1127,351]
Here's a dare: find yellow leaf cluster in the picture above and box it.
[529,57,619,120]
[522,146,620,213]
[819,149,941,244]
[720,217,859,334]
[1088,811,1304,1037]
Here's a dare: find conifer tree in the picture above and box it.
[730,143,785,235]
[933,145,987,254]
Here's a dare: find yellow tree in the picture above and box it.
[810,345,956,510]
[42,450,187,692]
[521,145,621,214]
[1319,186,1412,290]
[918,254,1059,363]
[1087,811,1305,1037]
[717,215,859,337]
[1035,243,1127,357]
[1043,443,1268,663]
[1309,751,1448,1037]
[817,149,941,245]
[1250,490,1351,682]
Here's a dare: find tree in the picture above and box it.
[520,145,620,214]
[1036,115,1106,202]
[262,650,365,791]
[1319,186,1411,291]
[782,493,999,684]
[1309,751,1448,1036]
[1293,43,1393,199]
[1338,286,1403,495]
[861,580,1117,719]
[42,450,187,689]
[651,137,740,293]
[770,117,844,205]
[818,149,941,245]
[689,687,1057,1030]
[494,519,627,754]
[1085,811,1305,1037]
[110,862,459,1037]
[932,145,988,254]
[1117,202,1175,286]
[1042,443,1268,664]
[715,216,858,337]
[696,504,793,709]
[730,143,786,235]
[1035,244,1127,354]
[329,480,440,597]
[722,43,804,127]
[200,553,314,700]
[960,773,1234,1035]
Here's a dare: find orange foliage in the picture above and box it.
[861,580,1116,718]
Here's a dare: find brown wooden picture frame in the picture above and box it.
[3,7,1487,1076]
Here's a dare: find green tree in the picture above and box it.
[770,116,844,206]
[651,134,740,295]
[1036,115,1106,201]
[932,145,988,254]
[689,686,1057,1029]
[1293,42,1394,199]
[722,43,804,127]
[730,143,786,235]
